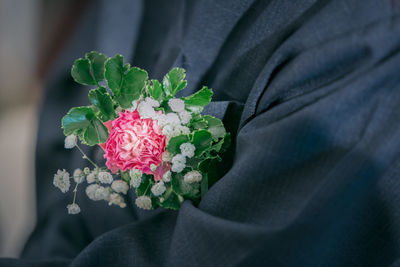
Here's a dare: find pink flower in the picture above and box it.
[100,110,166,174]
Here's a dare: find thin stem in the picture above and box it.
[75,143,98,169]
[72,182,79,204]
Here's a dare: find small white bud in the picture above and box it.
[168,98,185,112]
[86,184,109,201]
[98,171,113,184]
[64,135,77,149]
[151,182,166,196]
[111,180,129,195]
[53,169,70,193]
[165,113,181,125]
[150,164,158,172]
[145,97,160,107]
[184,170,203,184]
[180,143,196,158]
[171,154,186,173]
[135,196,152,210]
[67,203,81,214]
[83,167,90,175]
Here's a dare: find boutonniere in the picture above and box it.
[53,51,230,214]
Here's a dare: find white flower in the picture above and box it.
[111,180,129,195]
[129,169,142,188]
[178,110,192,124]
[135,196,152,210]
[67,203,81,214]
[137,100,156,119]
[162,170,171,182]
[73,168,85,184]
[171,154,186,173]
[86,171,96,184]
[176,125,190,135]
[180,143,196,158]
[145,97,160,107]
[154,113,168,127]
[184,170,202,184]
[108,193,126,208]
[53,169,70,193]
[98,171,113,184]
[168,98,185,112]
[162,124,176,138]
[162,151,173,162]
[64,135,77,149]
[165,113,181,125]
[151,181,166,196]
[86,184,109,201]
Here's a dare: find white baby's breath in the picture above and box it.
[151,181,166,196]
[184,170,202,184]
[180,143,196,158]
[145,97,160,108]
[171,154,186,173]
[111,180,129,195]
[129,169,143,188]
[165,113,181,125]
[98,171,113,184]
[108,193,126,208]
[162,170,171,182]
[83,167,90,175]
[86,184,109,201]
[178,110,192,124]
[73,168,85,184]
[53,169,70,193]
[168,98,185,112]
[135,196,152,210]
[67,203,81,214]
[86,171,96,184]
[64,135,77,149]
[137,100,156,119]
[162,151,173,162]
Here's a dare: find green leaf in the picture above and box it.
[85,51,107,83]
[105,54,124,95]
[71,58,96,85]
[62,107,94,135]
[148,79,164,102]
[171,172,200,199]
[203,115,226,139]
[115,67,148,108]
[84,119,108,145]
[61,106,108,146]
[167,134,190,154]
[136,174,153,196]
[192,130,212,156]
[200,173,208,198]
[159,191,181,210]
[162,67,187,96]
[88,87,116,121]
[189,114,208,129]
[183,86,213,113]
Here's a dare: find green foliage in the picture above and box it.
[183,86,213,113]
[167,134,190,154]
[203,115,226,139]
[171,172,200,199]
[115,67,148,108]
[89,87,116,121]
[148,79,163,101]
[105,54,124,95]
[86,51,107,82]
[162,67,187,96]
[62,106,108,145]
[136,174,153,196]
[71,51,108,85]
[192,130,213,156]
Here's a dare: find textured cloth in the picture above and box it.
[2,0,400,266]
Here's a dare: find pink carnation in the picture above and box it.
[100,110,166,174]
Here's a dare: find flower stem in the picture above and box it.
[75,143,99,169]
[72,182,79,204]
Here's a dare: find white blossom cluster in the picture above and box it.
[170,142,196,173]
[134,97,192,141]
[184,170,202,184]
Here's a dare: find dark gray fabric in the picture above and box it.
[1,0,400,266]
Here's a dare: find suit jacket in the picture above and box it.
[2,0,400,266]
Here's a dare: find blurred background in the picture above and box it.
[0,0,81,257]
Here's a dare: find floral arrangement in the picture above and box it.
[53,51,230,214]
